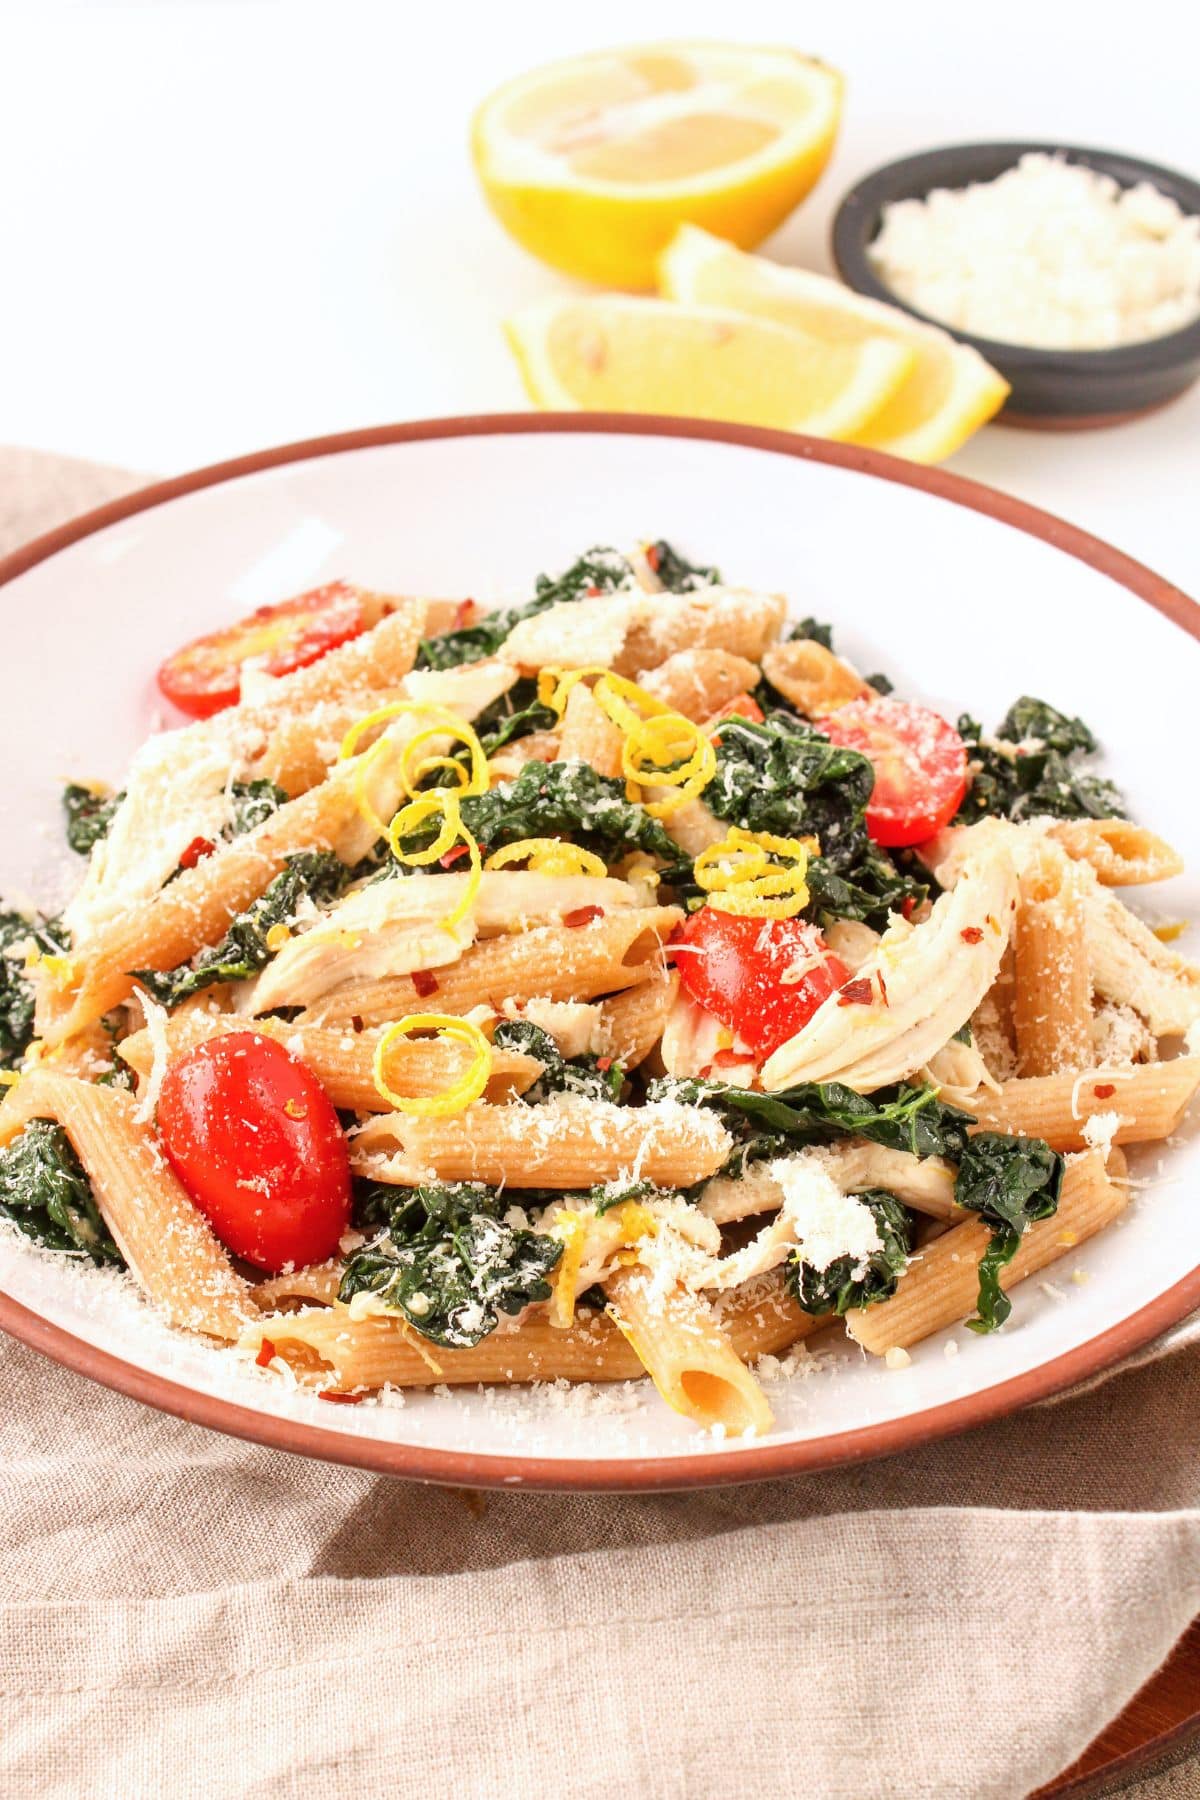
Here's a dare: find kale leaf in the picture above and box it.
[414,548,634,671]
[0,911,68,1072]
[469,677,557,757]
[955,699,1125,825]
[786,616,834,651]
[705,714,925,927]
[492,1018,624,1103]
[787,1190,914,1316]
[650,1075,973,1164]
[133,850,352,1008]
[225,779,289,836]
[396,759,679,865]
[63,785,124,855]
[339,1181,561,1348]
[646,540,720,591]
[0,1118,123,1264]
[954,1131,1064,1332]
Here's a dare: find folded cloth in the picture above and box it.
[0,448,1197,1800]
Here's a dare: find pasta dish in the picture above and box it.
[1,543,1196,1436]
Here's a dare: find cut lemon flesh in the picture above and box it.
[659,225,1010,461]
[505,297,914,441]
[474,43,842,288]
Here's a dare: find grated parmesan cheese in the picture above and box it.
[870,152,1200,349]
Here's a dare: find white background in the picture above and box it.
[2,0,1198,590]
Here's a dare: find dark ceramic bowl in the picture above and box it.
[832,141,1200,427]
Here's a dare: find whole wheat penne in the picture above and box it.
[556,682,625,778]
[118,1009,544,1112]
[299,906,682,1027]
[252,1259,345,1310]
[616,588,788,675]
[243,600,423,716]
[241,1267,817,1391]
[1048,818,1185,887]
[960,1057,1200,1151]
[0,1070,252,1338]
[1081,878,1200,1036]
[605,1265,773,1434]
[598,970,679,1070]
[759,639,872,715]
[1013,842,1092,1075]
[636,649,760,722]
[351,1094,732,1189]
[846,1148,1127,1354]
[254,701,377,797]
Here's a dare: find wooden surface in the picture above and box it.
[1034,1618,1200,1796]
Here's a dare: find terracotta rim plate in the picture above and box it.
[1,412,1198,1491]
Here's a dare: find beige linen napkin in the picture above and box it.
[1,449,1198,1800]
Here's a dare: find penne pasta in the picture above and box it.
[605,1265,774,1434]
[636,648,761,722]
[1081,877,1200,1036]
[597,969,680,1071]
[557,683,625,779]
[960,1057,1200,1151]
[0,1070,252,1338]
[846,1148,1127,1355]
[118,1008,545,1112]
[1048,818,1185,887]
[760,638,872,715]
[1013,842,1092,1075]
[299,906,682,1027]
[351,1094,733,1189]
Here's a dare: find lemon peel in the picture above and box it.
[694,825,815,919]
[372,1013,493,1117]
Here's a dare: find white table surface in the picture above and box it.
[3,0,1198,593]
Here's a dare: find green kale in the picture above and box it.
[0,1118,123,1264]
[63,785,125,854]
[469,677,557,757]
[339,1181,561,1348]
[0,911,68,1072]
[786,616,834,651]
[788,1191,914,1316]
[414,548,634,671]
[650,1075,973,1164]
[396,759,679,866]
[955,699,1125,825]
[705,714,925,927]
[954,1131,1064,1332]
[492,1018,624,1103]
[133,850,352,1008]
[225,779,288,835]
[646,540,719,591]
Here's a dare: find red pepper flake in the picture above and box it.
[837,977,875,1007]
[877,970,890,1007]
[712,1047,751,1068]
[960,926,985,944]
[411,969,440,998]
[645,544,661,573]
[255,1338,277,1369]
[179,835,216,869]
[318,1389,365,1405]
[439,844,469,868]
[351,1015,364,1034]
[596,1056,613,1072]
[452,599,477,630]
[564,905,604,929]
[1093,1083,1116,1099]
[901,896,917,921]
[585,584,601,597]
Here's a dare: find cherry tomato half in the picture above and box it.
[673,908,848,1059]
[156,581,368,719]
[818,696,968,849]
[156,1032,351,1273]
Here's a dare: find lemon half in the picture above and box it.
[474,42,843,289]
[659,225,1010,461]
[505,296,914,440]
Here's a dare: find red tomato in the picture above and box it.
[708,693,765,731]
[817,697,968,848]
[673,908,848,1058]
[156,581,367,718]
[156,1032,351,1273]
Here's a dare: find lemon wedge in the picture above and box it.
[659,225,1010,461]
[505,296,915,439]
[473,43,843,289]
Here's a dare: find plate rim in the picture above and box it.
[2,410,1198,1492]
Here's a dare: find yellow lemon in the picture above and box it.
[505,296,915,440]
[473,42,843,289]
[659,224,1011,461]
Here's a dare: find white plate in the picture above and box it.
[2,416,1198,1490]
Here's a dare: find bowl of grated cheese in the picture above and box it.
[832,141,1200,427]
